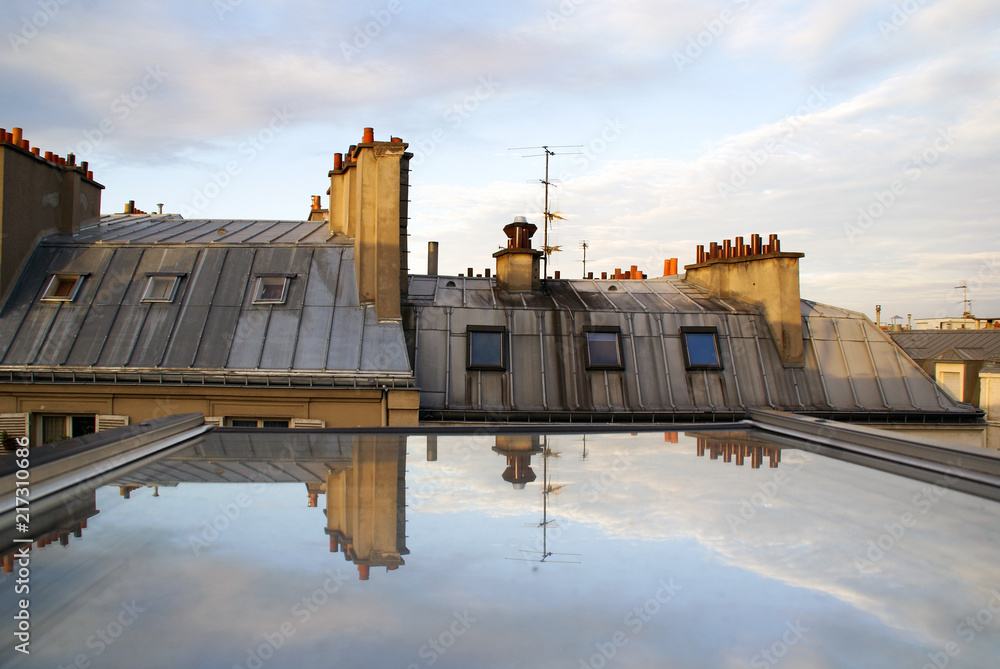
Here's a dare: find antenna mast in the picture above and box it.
[509,144,582,280]
[955,283,971,317]
[580,240,589,278]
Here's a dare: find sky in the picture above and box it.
[1,0,998,321]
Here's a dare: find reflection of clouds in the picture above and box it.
[410,432,1000,661]
[6,431,1000,668]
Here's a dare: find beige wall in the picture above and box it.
[877,424,986,450]
[328,133,411,320]
[0,383,419,440]
[685,253,805,365]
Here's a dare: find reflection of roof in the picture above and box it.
[407,276,975,421]
[0,215,412,386]
[113,430,353,485]
[890,330,1000,362]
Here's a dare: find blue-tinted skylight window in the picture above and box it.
[682,329,722,369]
[468,328,505,370]
[586,330,623,369]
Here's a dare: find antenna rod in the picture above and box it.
[508,144,582,283]
[543,147,551,280]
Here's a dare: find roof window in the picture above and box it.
[681,327,723,370]
[467,326,506,370]
[253,275,291,304]
[141,275,181,303]
[585,327,624,370]
[41,274,85,302]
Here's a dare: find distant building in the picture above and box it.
[912,316,1000,330]
[889,330,1000,409]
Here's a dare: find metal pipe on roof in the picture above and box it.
[536,312,548,411]
[444,307,452,409]
[626,313,645,410]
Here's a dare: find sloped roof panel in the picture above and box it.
[403,279,975,419]
[0,215,411,385]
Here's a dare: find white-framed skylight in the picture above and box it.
[41,274,85,302]
[141,274,182,303]
[252,275,292,304]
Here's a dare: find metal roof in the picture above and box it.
[889,329,1000,362]
[404,275,976,421]
[72,214,334,245]
[0,215,412,386]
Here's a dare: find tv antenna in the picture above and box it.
[580,240,589,278]
[955,283,972,317]
[509,145,582,280]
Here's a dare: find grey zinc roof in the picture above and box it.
[0,215,412,386]
[889,329,1000,362]
[404,275,975,421]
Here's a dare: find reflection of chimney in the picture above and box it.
[426,434,438,461]
[493,217,543,292]
[324,436,408,580]
[685,234,804,365]
[493,435,542,489]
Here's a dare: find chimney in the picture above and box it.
[493,216,543,292]
[427,241,439,275]
[0,127,103,303]
[328,128,411,319]
[684,234,805,366]
[307,194,327,222]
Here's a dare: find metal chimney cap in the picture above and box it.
[512,215,528,224]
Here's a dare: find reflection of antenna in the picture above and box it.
[509,145,582,280]
[580,241,589,278]
[507,442,581,565]
[955,283,972,317]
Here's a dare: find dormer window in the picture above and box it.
[253,275,292,304]
[41,274,84,302]
[141,274,181,303]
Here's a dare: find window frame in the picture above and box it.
[141,273,182,303]
[466,325,507,371]
[680,326,724,371]
[252,274,294,305]
[584,326,625,370]
[227,418,290,428]
[41,274,86,302]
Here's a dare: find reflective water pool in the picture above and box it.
[2,429,999,668]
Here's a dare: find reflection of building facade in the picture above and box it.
[323,435,409,580]
[110,431,408,580]
[693,433,782,469]
[1,489,97,574]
